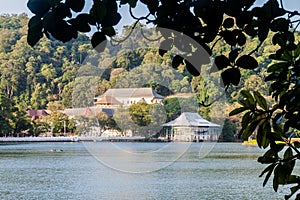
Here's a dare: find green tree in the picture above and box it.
[42,111,69,136]
[129,102,151,127]
[0,92,14,136]
[220,119,237,142]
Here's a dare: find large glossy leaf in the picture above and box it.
[229,107,247,116]
[253,91,268,110]
[257,121,270,148]
[267,62,288,73]
[262,164,276,187]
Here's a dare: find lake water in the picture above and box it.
[0,142,291,199]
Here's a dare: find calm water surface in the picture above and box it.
[0,142,291,199]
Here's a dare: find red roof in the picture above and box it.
[27,110,49,120]
[95,95,121,105]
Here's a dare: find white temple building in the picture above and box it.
[94,88,164,108]
[162,112,221,142]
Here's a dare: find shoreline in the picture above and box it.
[0,136,243,144]
[0,136,168,143]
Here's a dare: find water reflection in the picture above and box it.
[0,142,288,199]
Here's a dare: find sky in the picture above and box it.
[0,0,299,31]
[0,0,148,33]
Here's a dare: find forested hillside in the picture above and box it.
[1,14,298,138]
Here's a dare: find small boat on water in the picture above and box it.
[50,149,63,152]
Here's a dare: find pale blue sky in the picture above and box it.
[0,0,149,33]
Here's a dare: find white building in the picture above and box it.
[94,88,164,107]
[162,112,221,142]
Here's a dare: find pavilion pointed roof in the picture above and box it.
[163,112,220,127]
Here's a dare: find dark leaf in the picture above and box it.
[263,165,275,187]
[293,141,300,149]
[237,32,246,46]
[223,18,234,29]
[90,1,106,24]
[240,90,255,105]
[284,147,293,160]
[243,119,260,139]
[241,111,252,129]
[91,32,107,52]
[259,163,276,187]
[258,22,269,41]
[120,0,138,8]
[28,15,43,31]
[71,14,91,32]
[267,62,288,73]
[159,49,168,57]
[53,3,72,19]
[27,0,51,17]
[221,68,241,86]
[221,30,237,46]
[43,12,59,32]
[285,184,300,200]
[236,55,258,69]
[102,26,116,37]
[185,59,200,76]
[66,0,85,12]
[270,18,290,32]
[293,43,300,58]
[27,16,43,47]
[229,49,239,63]
[214,55,230,70]
[253,91,268,110]
[48,0,61,7]
[102,12,121,27]
[229,107,247,116]
[140,0,159,14]
[244,24,257,37]
[287,175,300,184]
[257,121,270,148]
[51,22,77,42]
[172,55,184,69]
[259,163,276,178]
